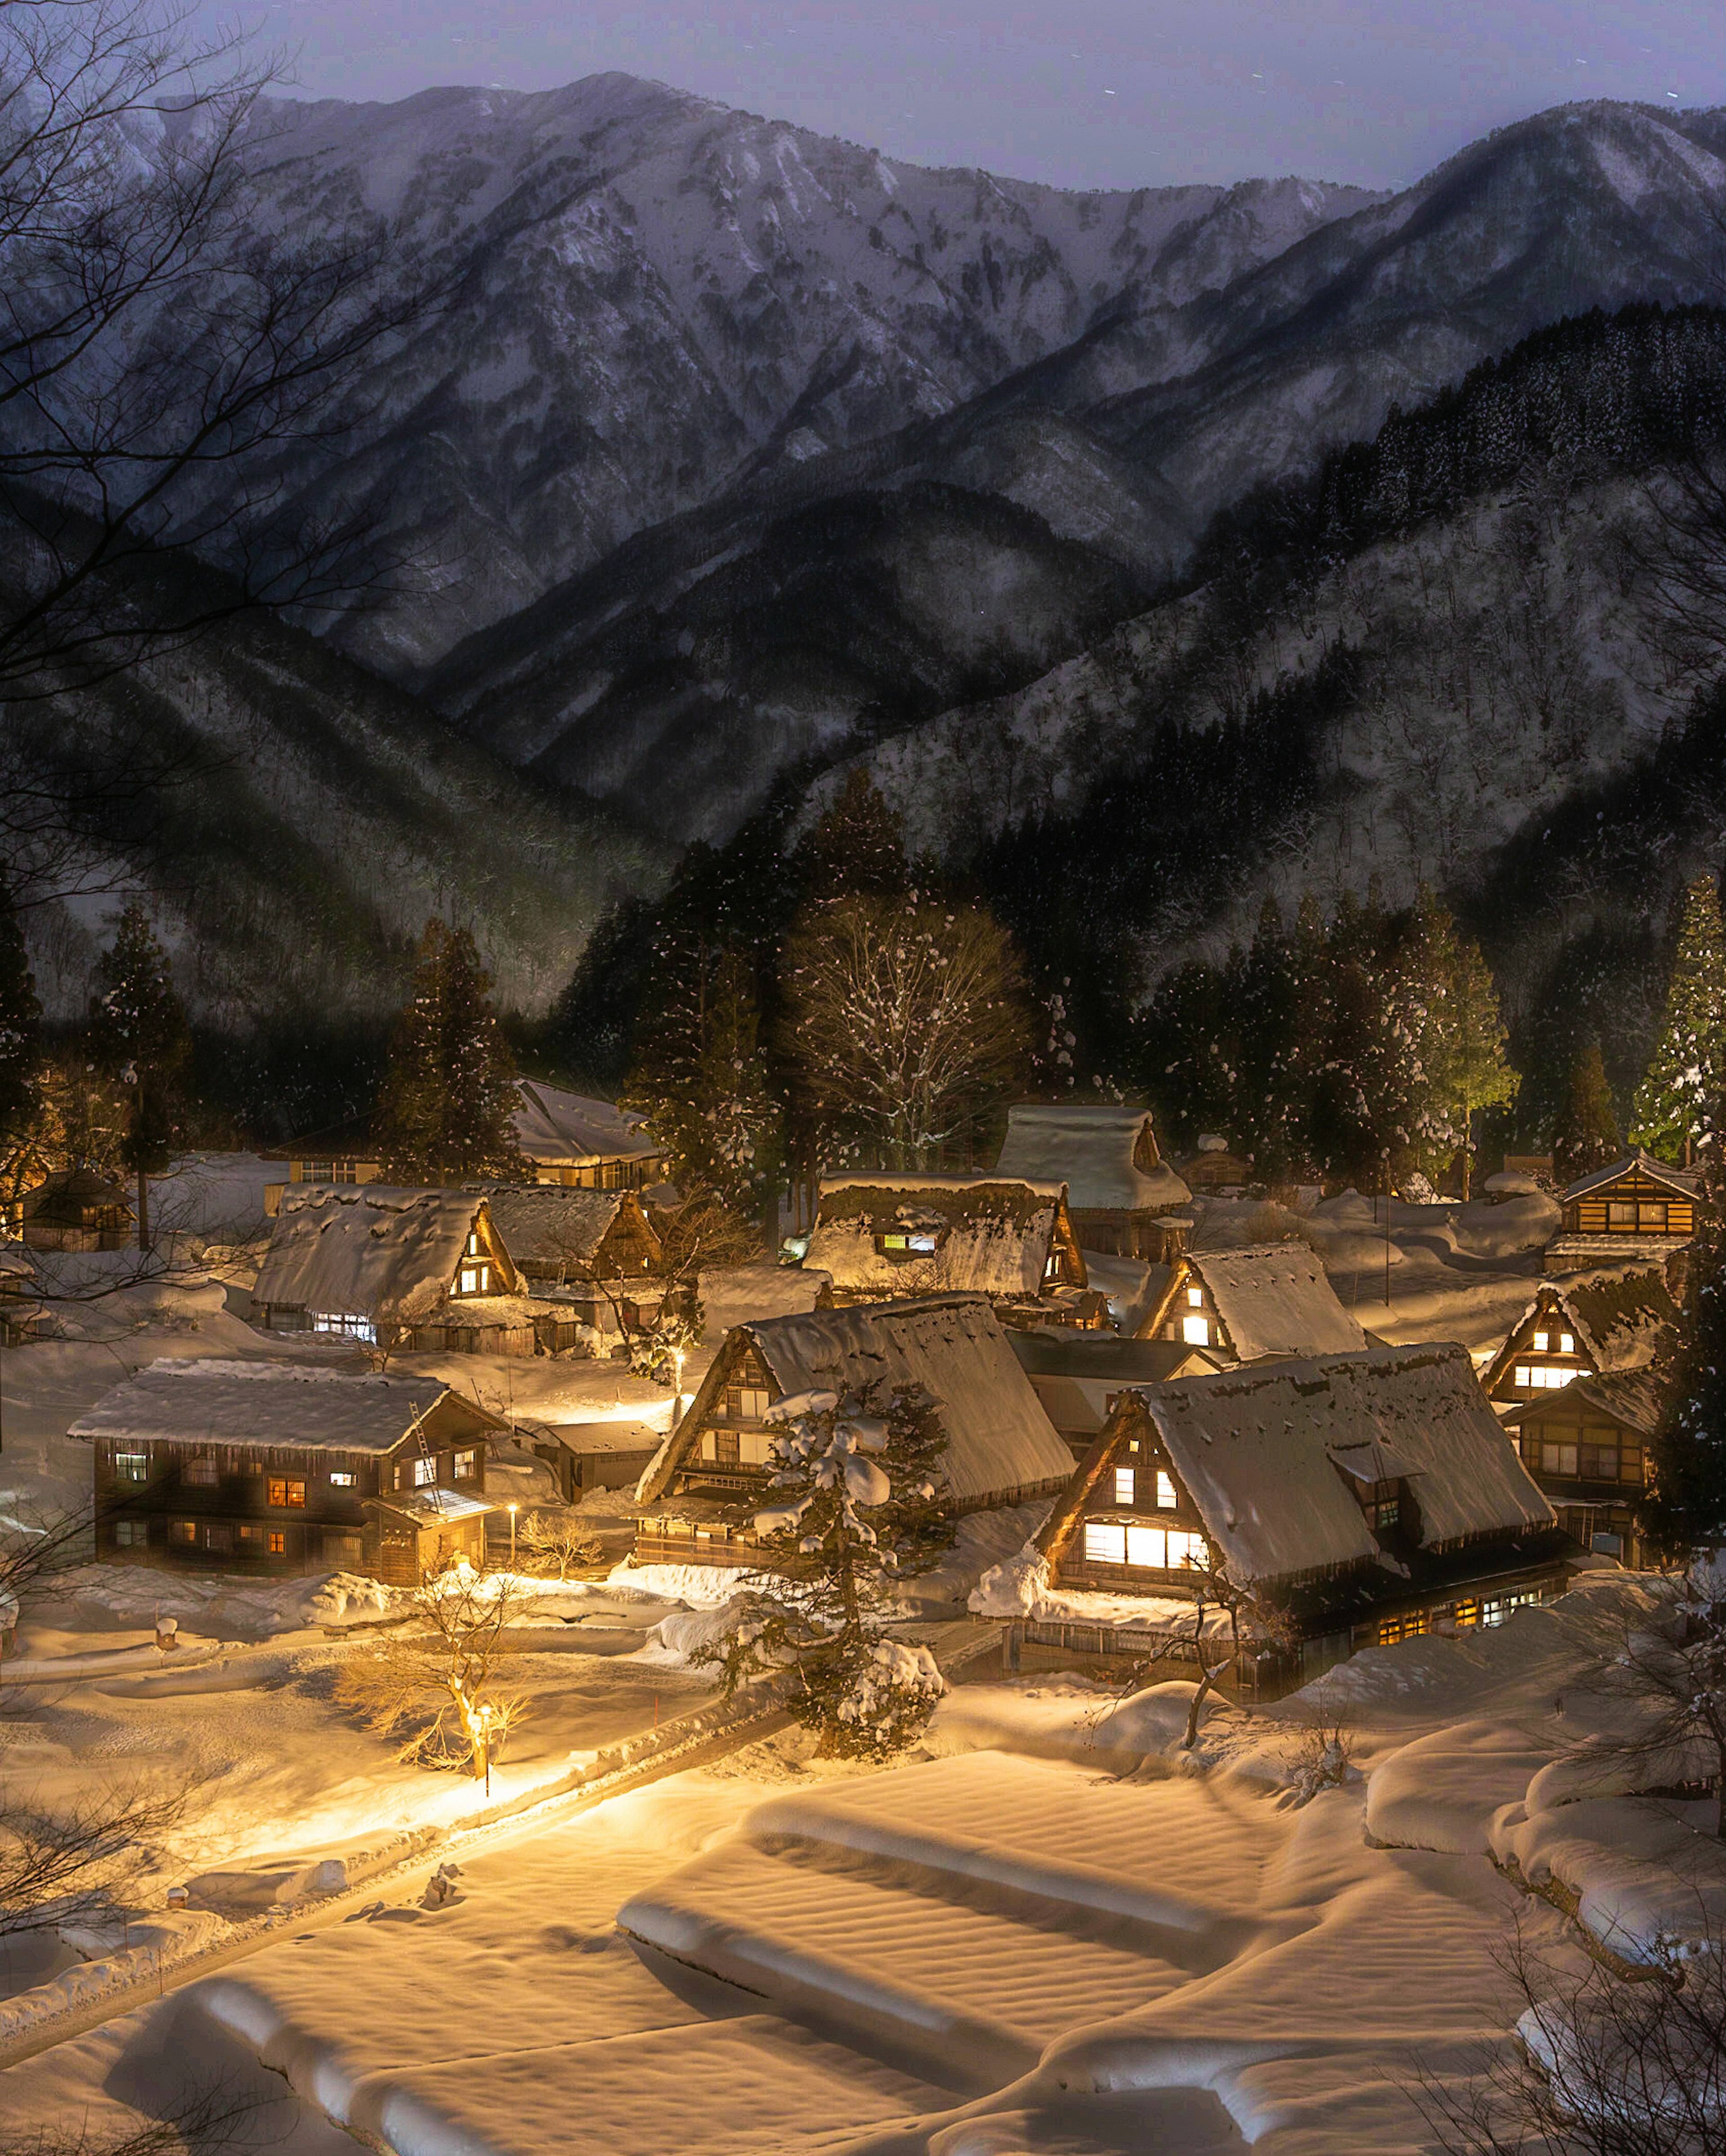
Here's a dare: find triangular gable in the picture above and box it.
[1483,1264,1676,1392]
[1560,1152,1700,1204]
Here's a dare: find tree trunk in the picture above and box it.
[137,1164,149,1255]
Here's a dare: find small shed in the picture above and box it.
[366,1487,494,1586]
[802,1175,1091,1317]
[1546,1153,1698,1271]
[993,1106,1192,1260]
[1178,1146,1258,1196]
[21,1168,134,1253]
[1139,1243,1366,1361]
[634,1294,1075,1570]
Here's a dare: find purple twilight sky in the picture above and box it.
[218,0,1722,191]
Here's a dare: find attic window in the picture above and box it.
[879,1232,939,1256]
[1155,1470,1178,1509]
[1532,1331,1549,1352]
[1559,1333,1575,1355]
[1186,1287,1204,1308]
[1182,1315,1210,1346]
[458,1263,491,1295]
[115,1451,148,1482]
[1114,1467,1135,1505]
[467,1231,483,1257]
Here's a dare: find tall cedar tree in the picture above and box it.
[0,877,41,1153]
[87,904,192,1245]
[698,1382,953,1760]
[1642,1130,1726,1554]
[777,894,1031,1171]
[1405,892,1517,1197]
[791,771,910,899]
[1551,1044,1623,1184]
[625,941,780,1222]
[375,921,525,1182]
[1632,872,1726,1167]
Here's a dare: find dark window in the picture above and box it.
[202,1523,232,1553]
[113,1520,145,1548]
[182,1458,219,1486]
[1580,1441,1619,1482]
[453,1449,478,1481]
[714,1428,740,1465]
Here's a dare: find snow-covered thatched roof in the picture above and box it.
[803,1176,1081,1298]
[513,1081,661,1168]
[642,1294,1074,1509]
[1486,1264,1676,1391]
[1138,1344,1553,1586]
[1519,1366,1665,1440]
[1183,1244,1366,1362]
[481,1185,651,1269]
[253,1187,491,1322]
[1560,1150,1699,1203]
[993,1105,1191,1214]
[67,1359,501,1455]
[698,1263,831,1343]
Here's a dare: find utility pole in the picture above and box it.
[1383,1149,1393,1308]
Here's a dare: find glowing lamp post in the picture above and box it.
[507,1502,518,1571]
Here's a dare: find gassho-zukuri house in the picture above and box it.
[983,1343,1566,1693]
[631,1295,1077,1572]
[70,1360,501,1583]
[1544,1151,1698,1271]
[992,1104,1192,1261]
[1139,1242,1368,1361]
[800,1174,1104,1328]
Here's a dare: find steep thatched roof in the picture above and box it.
[994,1105,1191,1214]
[1485,1264,1677,1392]
[803,1175,1082,1298]
[481,1185,656,1270]
[640,1293,1074,1509]
[512,1081,661,1168]
[1041,1344,1553,1591]
[253,1187,496,1323]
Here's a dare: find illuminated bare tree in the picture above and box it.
[778,893,1031,1171]
[336,1568,528,1781]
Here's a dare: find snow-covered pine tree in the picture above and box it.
[1642,1127,1726,1557]
[1632,873,1726,1168]
[375,920,526,1183]
[1551,1043,1622,1185]
[87,903,193,1246]
[0,875,41,1156]
[1403,892,1517,1197]
[698,1382,954,1760]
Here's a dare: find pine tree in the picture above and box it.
[375,920,525,1183]
[1633,874,1726,1167]
[0,875,41,1155]
[1405,893,1518,1197]
[87,903,193,1247]
[698,1382,954,1759]
[1641,1132,1726,1555]
[792,770,910,900]
[1551,1044,1622,1184]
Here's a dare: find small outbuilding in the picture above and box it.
[993,1105,1192,1260]
[70,1359,501,1581]
[1139,1242,1367,1361]
[21,1168,134,1253]
[633,1294,1076,1571]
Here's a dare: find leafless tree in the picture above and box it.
[0,1779,192,1939]
[2,2080,274,2156]
[335,1567,528,1780]
[517,1510,601,1582]
[778,892,1032,1171]
[0,0,445,904]
[1413,1904,1726,2156]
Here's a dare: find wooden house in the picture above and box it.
[802,1175,1101,1326]
[482,1185,662,1286]
[70,1359,501,1583]
[1507,1370,1660,1569]
[1177,1143,1258,1196]
[250,1187,539,1356]
[632,1295,1077,1571]
[1139,1242,1367,1361]
[1005,1330,1222,1457]
[263,1081,666,1215]
[21,1168,133,1252]
[1483,1264,1675,1416]
[1545,1152,1698,1272]
[1018,1344,1565,1692]
[993,1105,1192,1261]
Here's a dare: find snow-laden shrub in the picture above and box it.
[833,1638,945,1761]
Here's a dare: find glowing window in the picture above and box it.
[1186,1286,1205,1308]
[1559,1332,1575,1355]
[1114,1467,1135,1505]
[1155,1470,1178,1509]
[1182,1315,1210,1345]
[329,1471,356,1488]
[1532,1331,1549,1352]
[412,1455,436,1487]
[268,1531,285,1555]
[467,1231,482,1256]
[171,1520,197,1545]
[1083,1520,1126,1564]
[267,1477,307,1508]
[1126,1523,1165,1567]
[115,1451,148,1482]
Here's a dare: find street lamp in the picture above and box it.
[507,1502,518,1571]
[671,1345,686,1415]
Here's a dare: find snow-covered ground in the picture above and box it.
[7,1573,1722,2156]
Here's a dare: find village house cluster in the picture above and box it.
[45,1082,1695,1695]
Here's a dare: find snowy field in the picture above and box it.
[4,1575,1723,2155]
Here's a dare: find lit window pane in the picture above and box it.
[1114,1467,1135,1505]
[1156,1470,1178,1509]
[1125,1524,1165,1568]
[1083,1520,1126,1564]
[1182,1315,1210,1345]
[1186,1286,1204,1307]
[1533,1332,1549,1352]
[1168,1530,1208,1570]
